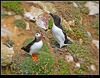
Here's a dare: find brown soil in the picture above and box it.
[82,15,99,40]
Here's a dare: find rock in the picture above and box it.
[7,11,16,16]
[62,19,72,31]
[26,1,41,3]
[1,8,15,16]
[90,65,96,71]
[14,15,22,20]
[87,31,91,37]
[25,22,30,30]
[51,44,56,48]
[65,54,74,62]
[85,1,99,15]
[37,2,57,14]
[36,13,49,30]
[75,62,80,68]
[30,6,43,20]
[67,36,74,43]
[1,42,14,66]
[24,6,43,21]
[92,40,99,49]
[24,11,35,21]
[7,12,12,15]
[1,25,12,37]
[68,20,75,26]
[79,38,83,45]
[73,2,78,8]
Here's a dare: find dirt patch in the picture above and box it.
[82,15,99,40]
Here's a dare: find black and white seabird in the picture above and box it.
[49,13,71,48]
[21,32,44,60]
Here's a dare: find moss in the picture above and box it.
[67,42,96,74]
[58,65,70,74]
[64,4,90,42]
[2,1,24,15]
[14,19,26,29]
[57,59,71,74]
[75,1,89,14]
[48,18,53,29]
[89,17,99,36]
[74,69,83,74]
[67,43,91,58]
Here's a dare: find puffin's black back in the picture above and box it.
[21,37,38,52]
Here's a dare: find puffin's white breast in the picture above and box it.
[30,40,43,54]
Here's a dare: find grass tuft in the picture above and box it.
[14,19,26,29]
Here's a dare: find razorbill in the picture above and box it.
[21,32,44,60]
[49,13,71,48]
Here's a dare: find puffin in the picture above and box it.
[49,13,72,48]
[21,32,44,61]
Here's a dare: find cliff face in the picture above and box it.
[1,1,99,75]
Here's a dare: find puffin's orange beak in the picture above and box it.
[40,34,45,39]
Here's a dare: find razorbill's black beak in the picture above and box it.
[49,13,54,18]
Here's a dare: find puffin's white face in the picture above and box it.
[35,33,41,38]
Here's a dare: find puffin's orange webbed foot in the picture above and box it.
[32,54,39,61]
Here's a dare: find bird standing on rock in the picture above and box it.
[21,32,44,61]
[49,13,72,48]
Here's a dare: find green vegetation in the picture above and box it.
[57,58,71,74]
[75,1,89,14]
[48,18,53,29]
[1,8,8,18]
[2,1,23,15]
[89,18,99,35]
[19,52,54,74]
[4,40,14,47]
[67,43,90,60]
[67,42,95,65]
[7,40,15,47]
[1,13,8,18]
[64,5,91,43]
[67,42,96,74]
[14,19,26,29]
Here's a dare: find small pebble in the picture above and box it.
[87,31,91,37]
[90,65,96,71]
[75,62,80,68]
[79,38,83,44]
[65,55,73,62]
